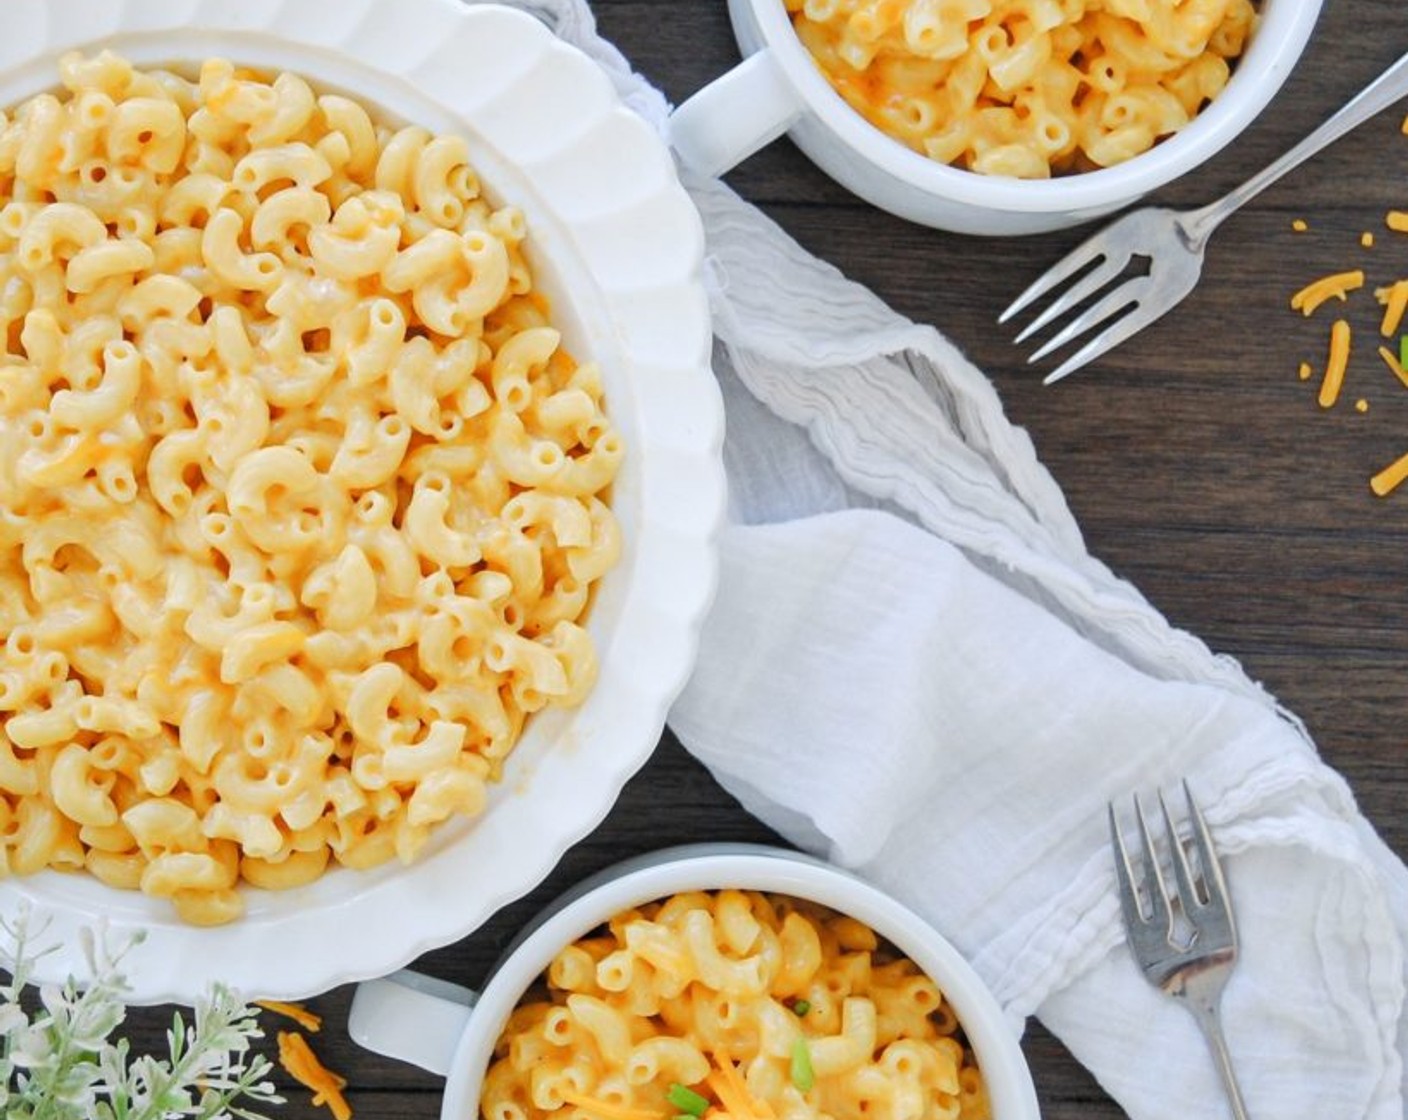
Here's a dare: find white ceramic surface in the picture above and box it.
[670,0,1324,234]
[349,844,1043,1120]
[0,0,725,1004]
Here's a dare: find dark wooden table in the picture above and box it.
[119,1,1408,1117]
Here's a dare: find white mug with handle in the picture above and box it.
[349,843,1041,1119]
[668,0,1323,235]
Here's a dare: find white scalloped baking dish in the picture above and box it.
[0,0,724,1004]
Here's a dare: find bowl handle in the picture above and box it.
[347,968,478,1078]
[669,49,804,178]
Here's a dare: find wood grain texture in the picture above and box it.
[114,1,1406,1118]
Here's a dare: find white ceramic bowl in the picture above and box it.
[0,0,724,1003]
[349,844,1042,1120]
[670,0,1323,234]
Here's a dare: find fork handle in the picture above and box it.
[1186,995,1252,1120]
[1187,49,1408,243]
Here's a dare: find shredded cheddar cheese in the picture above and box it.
[704,1074,749,1120]
[1285,154,1408,495]
[1319,319,1352,408]
[1378,280,1408,337]
[1377,345,1408,389]
[277,1031,352,1120]
[556,1091,663,1120]
[707,1055,775,1120]
[1372,450,1408,496]
[257,1000,323,1032]
[1291,270,1365,316]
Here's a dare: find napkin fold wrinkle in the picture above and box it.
[484,2,1408,1116]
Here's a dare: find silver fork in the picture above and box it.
[1002,50,1408,385]
[1108,782,1249,1120]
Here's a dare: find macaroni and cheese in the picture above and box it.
[0,52,623,923]
[483,891,990,1120]
[787,0,1258,178]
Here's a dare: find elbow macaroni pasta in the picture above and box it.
[0,52,624,923]
[484,892,990,1120]
[786,0,1258,177]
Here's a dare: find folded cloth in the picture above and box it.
[494,2,1408,1115]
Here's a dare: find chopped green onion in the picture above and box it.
[667,1083,710,1117]
[789,1036,815,1092]
[791,999,811,1017]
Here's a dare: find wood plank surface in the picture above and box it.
[107,0,1408,1117]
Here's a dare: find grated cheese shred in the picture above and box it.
[556,1090,663,1120]
[1319,320,1352,408]
[706,1054,776,1120]
[1290,270,1365,316]
[257,1000,323,1032]
[1372,450,1408,497]
[1378,280,1408,338]
[277,1031,352,1120]
[1377,346,1408,389]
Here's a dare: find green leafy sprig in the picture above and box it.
[1,907,283,1120]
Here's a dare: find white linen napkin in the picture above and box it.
[492,2,1408,1116]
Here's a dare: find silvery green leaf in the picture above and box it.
[95,1033,130,1089]
[9,1022,56,1067]
[68,993,126,1050]
[79,925,98,974]
[58,1056,103,1092]
[128,1051,166,1093]
[52,1084,100,1113]
[154,1084,195,1112]
[38,981,71,1018]
[0,1000,28,1034]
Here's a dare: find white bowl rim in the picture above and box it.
[440,843,1042,1120]
[739,0,1324,213]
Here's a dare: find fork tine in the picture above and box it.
[998,232,1122,324]
[1133,793,1174,935]
[1159,788,1203,909]
[1108,802,1149,928]
[1182,780,1237,933]
[1026,276,1149,363]
[1012,253,1129,344]
[1040,299,1167,385]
